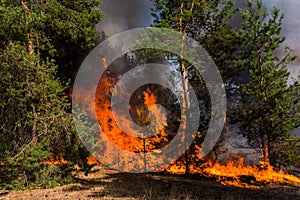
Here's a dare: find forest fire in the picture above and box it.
[45,76,300,189]
[73,57,174,171]
[69,56,300,188]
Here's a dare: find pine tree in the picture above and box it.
[150,0,236,174]
[233,0,300,166]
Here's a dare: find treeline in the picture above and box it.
[0,0,299,189]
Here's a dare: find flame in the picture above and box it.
[93,69,170,170]
[41,155,99,165]
[203,159,300,188]
[161,155,300,189]
[87,156,100,165]
[95,74,143,153]
[40,154,68,165]
[144,91,156,108]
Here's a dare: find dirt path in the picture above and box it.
[1,166,299,200]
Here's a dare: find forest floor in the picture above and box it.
[0,166,299,200]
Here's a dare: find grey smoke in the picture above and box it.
[97,0,153,37]
[265,0,300,80]
[232,0,300,80]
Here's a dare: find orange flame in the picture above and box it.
[93,71,171,170]
[161,155,300,189]
[41,155,99,165]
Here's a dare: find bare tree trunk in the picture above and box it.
[259,122,266,161]
[143,138,147,172]
[178,0,195,175]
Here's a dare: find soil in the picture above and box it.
[0,166,299,200]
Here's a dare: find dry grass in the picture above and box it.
[0,166,299,200]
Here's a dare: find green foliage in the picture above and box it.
[233,0,300,166]
[276,135,300,168]
[151,0,237,80]
[0,0,103,79]
[0,0,102,189]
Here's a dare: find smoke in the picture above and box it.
[265,0,300,80]
[231,0,300,80]
[97,0,153,37]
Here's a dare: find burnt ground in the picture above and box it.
[0,166,299,200]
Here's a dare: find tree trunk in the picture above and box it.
[178,0,195,175]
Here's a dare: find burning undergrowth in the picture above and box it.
[161,158,300,189]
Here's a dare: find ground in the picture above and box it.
[0,166,299,200]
